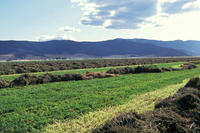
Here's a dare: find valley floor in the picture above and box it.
[0,61,199,132]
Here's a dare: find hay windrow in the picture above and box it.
[0,78,10,88]
[181,63,197,69]
[106,63,197,75]
[0,62,198,89]
[93,78,200,133]
[9,73,83,87]
[11,74,38,86]
[1,58,199,75]
[82,72,118,80]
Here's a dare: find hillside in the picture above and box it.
[128,39,200,56]
[0,39,188,60]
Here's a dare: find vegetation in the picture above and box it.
[44,80,187,133]
[0,57,199,75]
[0,62,184,82]
[0,78,10,88]
[1,62,200,132]
[93,78,200,133]
[9,73,83,87]
[0,62,195,89]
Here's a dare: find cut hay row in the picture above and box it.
[0,58,199,75]
[0,61,184,82]
[106,62,196,74]
[93,78,200,133]
[0,63,196,89]
[43,79,189,133]
[0,72,118,89]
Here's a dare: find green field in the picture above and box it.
[0,62,198,133]
[0,62,183,81]
[44,80,187,133]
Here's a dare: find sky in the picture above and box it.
[0,0,200,41]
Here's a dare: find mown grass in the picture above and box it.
[44,79,188,133]
[0,62,183,81]
[0,63,199,132]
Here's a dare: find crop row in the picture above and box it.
[1,57,200,75]
[0,63,196,89]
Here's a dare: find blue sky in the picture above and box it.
[0,0,200,41]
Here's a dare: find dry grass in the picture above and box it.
[43,79,189,133]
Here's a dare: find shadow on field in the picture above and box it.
[93,77,200,133]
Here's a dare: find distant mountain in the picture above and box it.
[127,39,200,56]
[0,39,190,60]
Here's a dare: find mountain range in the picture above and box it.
[0,39,200,60]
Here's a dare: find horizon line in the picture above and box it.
[0,38,199,43]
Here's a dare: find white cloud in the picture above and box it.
[71,0,200,30]
[161,0,199,14]
[58,26,81,33]
[71,0,157,29]
[36,34,74,41]
[35,26,79,42]
[136,10,200,41]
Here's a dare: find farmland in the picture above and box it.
[0,59,200,132]
[1,57,200,75]
[0,61,183,82]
